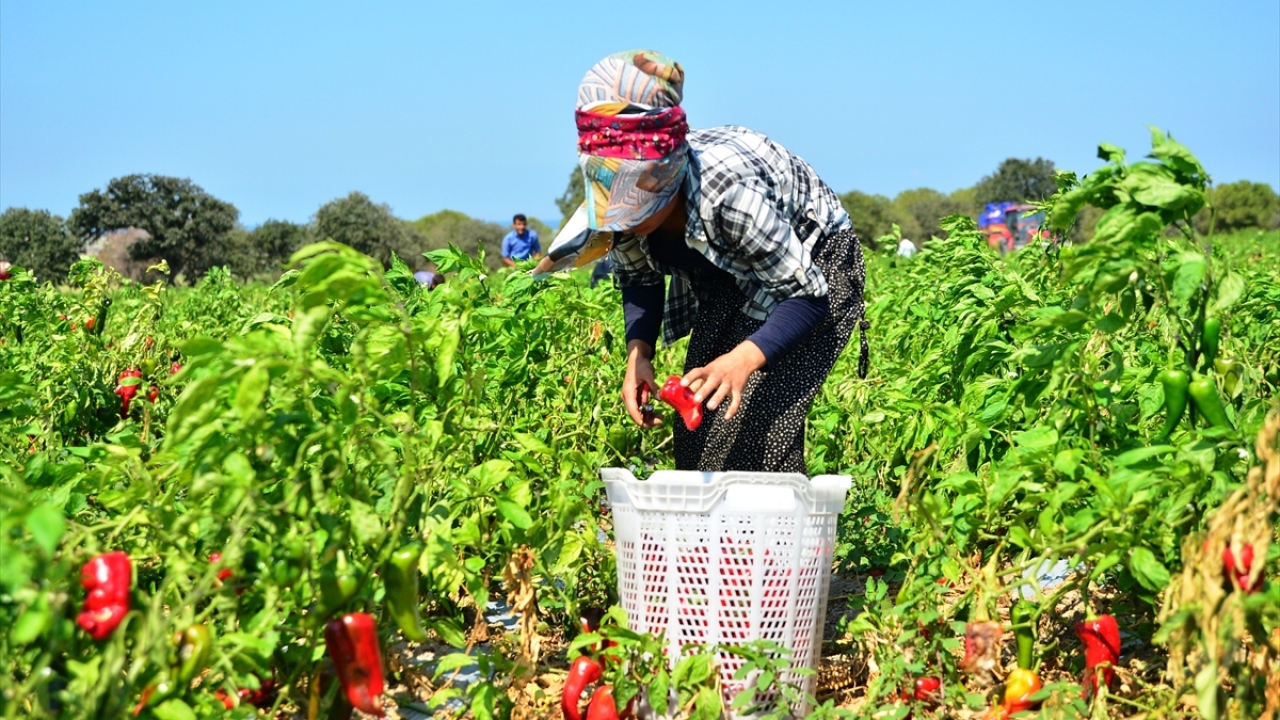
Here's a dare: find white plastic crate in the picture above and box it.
[602,468,851,717]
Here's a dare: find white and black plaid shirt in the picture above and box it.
[610,126,852,346]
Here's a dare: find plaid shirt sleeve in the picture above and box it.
[608,232,664,288]
[710,179,829,302]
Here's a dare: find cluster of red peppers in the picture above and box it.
[562,610,628,720]
[77,551,131,640]
[1223,542,1260,594]
[115,368,142,419]
[325,612,386,717]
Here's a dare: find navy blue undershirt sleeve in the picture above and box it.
[748,294,829,367]
[621,283,665,350]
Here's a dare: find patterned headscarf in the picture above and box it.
[576,50,688,232]
[539,50,688,275]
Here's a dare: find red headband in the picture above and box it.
[576,106,688,160]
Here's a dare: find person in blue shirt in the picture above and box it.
[501,214,541,267]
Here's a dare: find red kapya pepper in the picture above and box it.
[657,375,704,431]
[1075,614,1120,698]
[585,685,620,720]
[115,369,142,418]
[170,362,182,375]
[324,613,385,717]
[561,655,603,720]
[77,551,131,640]
[1223,543,1259,594]
[147,385,159,404]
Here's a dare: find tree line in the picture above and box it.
[0,175,552,284]
[2,160,1277,285]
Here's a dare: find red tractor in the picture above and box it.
[978,202,1049,253]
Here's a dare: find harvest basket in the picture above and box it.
[602,468,851,716]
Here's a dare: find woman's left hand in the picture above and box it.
[683,341,766,421]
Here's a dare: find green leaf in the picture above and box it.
[151,699,197,720]
[347,499,385,546]
[234,365,270,419]
[1095,313,1126,334]
[1208,272,1245,315]
[496,500,533,530]
[1172,254,1207,303]
[25,504,66,556]
[1128,547,1172,591]
[11,597,50,645]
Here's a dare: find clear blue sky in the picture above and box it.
[3,1,1277,229]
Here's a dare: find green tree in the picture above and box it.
[1195,180,1280,234]
[68,174,239,280]
[554,167,584,230]
[313,192,422,267]
[973,157,1058,205]
[408,210,506,270]
[221,219,308,279]
[0,208,84,283]
[838,191,911,245]
[892,188,969,242]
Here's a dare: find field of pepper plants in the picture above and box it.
[1,129,1277,720]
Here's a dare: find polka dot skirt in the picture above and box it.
[674,228,867,473]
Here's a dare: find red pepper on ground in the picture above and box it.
[913,676,941,704]
[585,685,620,720]
[1075,614,1120,698]
[657,375,704,431]
[324,613,386,717]
[77,551,131,641]
[562,655,603,720]
[115,369,142,418]
[1223,543,1258,594]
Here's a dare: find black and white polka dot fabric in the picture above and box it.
[674,228,866,473]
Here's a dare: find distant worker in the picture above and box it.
[413,268,441,289]
[501,214,541,267]
[897,237,917,258]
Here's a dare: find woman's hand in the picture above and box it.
[623,340,663,428]
[683,341,766,421]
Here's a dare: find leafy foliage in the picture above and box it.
[0,207,84,284]
[312,191,425,268]
[68,174,239,281]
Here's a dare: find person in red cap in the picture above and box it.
[537,50,867,473]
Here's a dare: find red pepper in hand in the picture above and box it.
[561,655,603,720]
[77,551,131,641]
[115,369,142,418]
[1223,543,1258,594]
[657,375,704,431]
[585,685,620,720]
[324,612,386,717]
[1075,614,1120,698]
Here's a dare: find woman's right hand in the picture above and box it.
[623,340,663,428]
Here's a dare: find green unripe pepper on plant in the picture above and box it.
[319,550,358,619]
[173,624,214,684]
[382,544,427,642]
[1189,374,1233,430]
[1156,368,1190,440]
[1010,600,1036,670]
[1199,317,1221,371]
[273,537,306,588]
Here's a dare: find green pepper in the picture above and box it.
[173,624,214,684]
[319,550,358,619]
[273,537,306,588]
[1189,374,1233,430]
[1214,358,1244,399]
[1199,317,1221,371]
[383,544,427,642]
[1010,600,1036,670]
[1156,368,1190,440]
